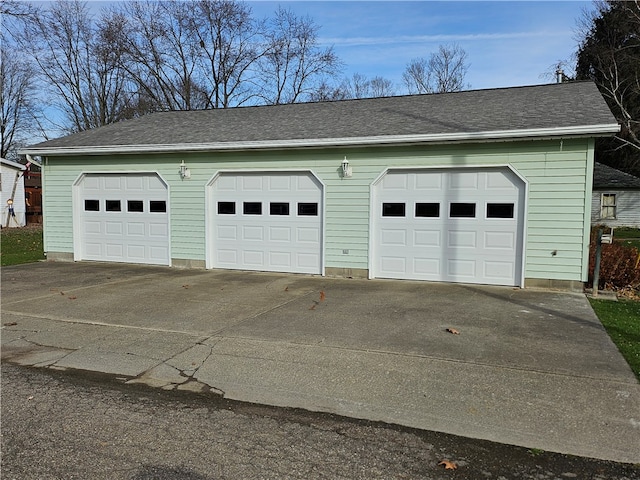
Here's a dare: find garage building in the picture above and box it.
[22,82,619,289]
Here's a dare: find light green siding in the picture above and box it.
[42,137,594,283]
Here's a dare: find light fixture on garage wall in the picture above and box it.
[341,157,352,178]
[179,160,191,179]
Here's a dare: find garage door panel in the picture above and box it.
[105,243,124,258]
[484,231,515,249]
[84,221,102,234]
[103,177,122,190]
[105,222,124,235]
[243,225,264,241]
[270,251,292,268]
[211,172,322,274]
[415,172,442,190]
[297,253,320,268]
[484,261,514,280]
[373,168,524,286]
[449,172,479,189]
[414,230,440,247]
[149,222,168,238]
[486,171,518,190]
[127,222,145,236]
[381,229,407,246]
[269,176,291,191]
[243,250,265,266]
[126,245,146,260]
[414,258,440,275]
[447,259,476,277]
[126,176,145,190]
[296,227,319,243]
[269,226,291,242]
[448,230,477,248]
[217,249,237,265]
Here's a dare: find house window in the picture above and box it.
[601,193,616,219]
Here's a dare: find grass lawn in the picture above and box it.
[589,298,640,382]
[0,226,45,266]
[612,227,640,250]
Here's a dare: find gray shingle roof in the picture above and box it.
[24,81,619,154]
[593,162,640,189]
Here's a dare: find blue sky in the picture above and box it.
[249,1,592,91]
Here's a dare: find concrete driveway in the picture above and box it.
[2,262,639,463]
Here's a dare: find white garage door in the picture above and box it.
[76,173,170,265]
[209,172,323,274]
[372,168,525,286]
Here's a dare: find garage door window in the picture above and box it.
[450,203,475,218]
[243,202,262,215]
[270,202,290,215]
[487,203,514,218]
[85,200,99,211]
[218,202,235,214]
[106,200,121,212]
[415,203,440,218]
[127,200,144,213]
[382,203,405,217]
[150,201,167,213]
[298,203,318,216]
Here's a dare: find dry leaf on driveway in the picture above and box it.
[446,328,460,335]
[438,459,457,470]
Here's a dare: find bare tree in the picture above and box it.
[192,0,265,108]
[403,44,470,94]
[259,7,342,104]
[106,0,206,112]
[575,0,640,176]
[15,0,137,133]
[340,73,396,99]
[0,42,37,158]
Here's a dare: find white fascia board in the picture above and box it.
[20,123,621,156]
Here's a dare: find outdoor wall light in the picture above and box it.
[341,157,352,178]
[179,160,191,179]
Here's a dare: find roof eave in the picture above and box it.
[20,123,621,157]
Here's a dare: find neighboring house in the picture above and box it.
[591,162,640,228]
[0,158,27,228]
[21,81,619,290]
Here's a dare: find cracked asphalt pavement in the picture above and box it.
[3,364,639,480]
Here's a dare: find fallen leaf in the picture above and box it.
[68,295,77,300]
[438,460,457,470]
[27,396,34,401]
[3,322,17,326]
[182,284,190,289]
[284,286,289,292]
[320,291,326,301]
[309,301,318,310]
[60,292,65,296]
[446,328,460,335]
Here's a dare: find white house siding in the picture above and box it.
[41,137,593,284]
[591,190,640,228]
[1,159,27,227]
